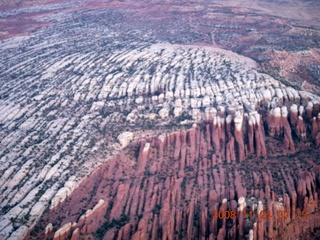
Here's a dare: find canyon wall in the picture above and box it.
[27,105,320,240]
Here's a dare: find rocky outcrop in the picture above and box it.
[117,132,134,148]
[26,124,320,240]
[266,106,295,151]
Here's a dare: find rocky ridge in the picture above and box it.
[27,100,320,239]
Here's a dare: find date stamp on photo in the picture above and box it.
[212,210,309,220]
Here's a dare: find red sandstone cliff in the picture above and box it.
[26,106,320,240]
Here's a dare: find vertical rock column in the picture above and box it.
[226,115,236,163]
[289,104,298,127]
[217,198,228,240]
[248,115,255,155]
[281,106,295,150]
[316,113,320,146]
[234,114,245,162]
[296,116,307,141]
[237,197,246,239]
[212,116,222,161]
[306,101,313,120]
[267,107,282,137]
[311,117,318,140]
[253,113,267,158]
[257,201,265,240]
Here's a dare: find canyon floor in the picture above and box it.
[0,0,320,239]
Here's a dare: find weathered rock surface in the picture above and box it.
[1,1,320,239]
[26,123,320,240]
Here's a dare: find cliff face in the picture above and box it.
[27,106,320,240]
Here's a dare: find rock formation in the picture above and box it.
[25,121,320,239]
[0,1,320,239]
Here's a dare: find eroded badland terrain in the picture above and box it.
[1,0,320,239]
